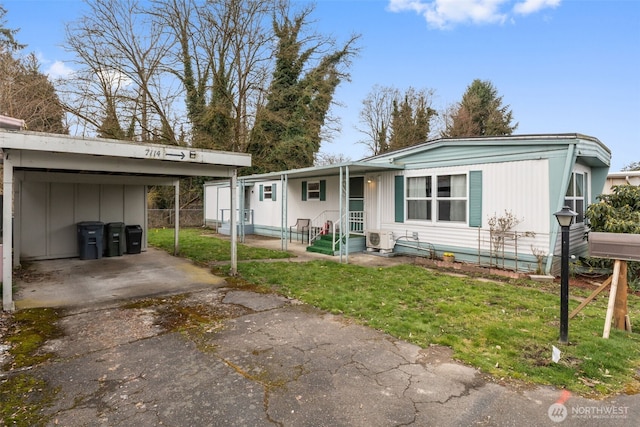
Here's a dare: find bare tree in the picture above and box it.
[357,85,397,155]
[358,85,436,155]
[61,0,180,142]
[150,0,275,150]
[315,152,351,166]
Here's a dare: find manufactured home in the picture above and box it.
[1,129,250,310]
[205,134,611,275]
[604,170,640,194]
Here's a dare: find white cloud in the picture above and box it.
[388,0,561,29]
[46,60,75,79]
[514,0,561,15]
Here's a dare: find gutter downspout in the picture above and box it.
[545,143,577,275]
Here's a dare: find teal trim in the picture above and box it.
[320,180,326,201]
[590,167,609,202]
[394,175,404,222]
[469,171,482,227]
[259,184,264,201]
[302,181,307,201]
[545,143,577,274]
[272,183,277,201]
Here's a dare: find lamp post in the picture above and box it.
[554,206,577,344]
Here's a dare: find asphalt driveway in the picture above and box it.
[6,248,638,426]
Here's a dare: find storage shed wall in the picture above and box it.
[20,181,146,260]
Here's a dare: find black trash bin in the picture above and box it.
[77,221,104,260]
[104,222,125,257]
[125,225,143,254]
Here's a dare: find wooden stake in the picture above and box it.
[603,260,621,339]
[569,275,612,319]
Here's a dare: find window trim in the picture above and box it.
[405,172,469,224]
[263,185,273,200]
[565,171,587,224]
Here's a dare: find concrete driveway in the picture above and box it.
[7,246,638,426]
[15,248,224,309]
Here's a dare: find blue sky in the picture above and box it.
[3,0,639,171]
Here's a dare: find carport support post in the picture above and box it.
[230,169,238,276]
[2,154,14,311]
[173,180,180,255]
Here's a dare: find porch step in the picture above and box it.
[306,234,339,256]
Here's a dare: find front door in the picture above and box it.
[349,177,364,233]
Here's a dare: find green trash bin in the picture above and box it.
[105,222,125,257]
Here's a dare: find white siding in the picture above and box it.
[204,184,232,224]
[376,159,552,259]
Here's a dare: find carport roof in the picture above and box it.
[1,130,251,311]
[206,161,404,185]
[0,130,251,178]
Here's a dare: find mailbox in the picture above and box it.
[589,232,640,262]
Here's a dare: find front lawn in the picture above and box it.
[149,229,640,397]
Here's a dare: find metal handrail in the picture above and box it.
[220,209,254,224]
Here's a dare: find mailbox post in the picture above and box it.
[554,206,577,344]
[589,232,640,336]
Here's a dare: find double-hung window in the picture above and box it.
[307,181,320,200]
[406,173,467,223]
[565,172,586,223]
[407,176,432,220]
[437,174,467,222]
[263,185,273,200]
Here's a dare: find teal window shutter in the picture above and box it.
[394,175,404,223]
[320,180,326,201]
[272,183,277,201]
[302,181,307,201]
[469,171,482,227]
[259,184,264,201]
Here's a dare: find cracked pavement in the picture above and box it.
[11,248,637,426]
[29,289,636,426]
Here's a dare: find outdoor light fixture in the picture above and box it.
[554,206,577,344]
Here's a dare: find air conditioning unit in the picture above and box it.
[366,230,395,251]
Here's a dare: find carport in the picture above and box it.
[1,130,250,311]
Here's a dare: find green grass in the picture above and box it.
[149,228,291,263]
[149,229,640,397]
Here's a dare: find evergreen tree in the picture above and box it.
[247,9,358,173]
[388,89,435,151]
[443,79,517,138]
[0,9,66,133]
[97,96,125,139]
[358,86,435,155]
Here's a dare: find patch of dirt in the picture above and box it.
[416,344,454,366]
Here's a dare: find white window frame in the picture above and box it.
[406,176,432,220]
[436,174,467,223]
[264,185,272,200]
[307,181,320,200]
[565,171,587,224]
[405,172,468,223]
